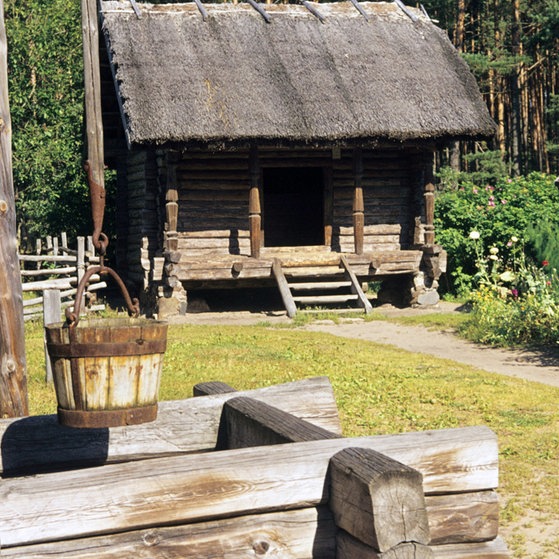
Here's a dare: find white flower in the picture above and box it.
[489,254,498,261]
[469,231,480,240]
[511,236,518,243]
[489,247,499,255]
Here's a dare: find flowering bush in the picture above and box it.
[460,232,559,347]
[435,173,559,295]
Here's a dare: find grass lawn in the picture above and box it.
[25,314,559,555]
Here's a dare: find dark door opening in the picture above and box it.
[262,167,324,247]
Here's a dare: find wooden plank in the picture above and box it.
[426,491,499,545]
[330,447,429,551]
[224,396,339,448]
[0,377,341,475]
[0,507,336,559]
[42,289,61,383]
[337,532,433,559]
[0,426,498,547]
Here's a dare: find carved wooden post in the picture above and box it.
[249,145,262,258]
[165,152,179,253]
[424,162,435,247]
[353,148,364,255]
[159,151,187,317]
[0,1,28,417]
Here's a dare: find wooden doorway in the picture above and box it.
[262,167,324,247]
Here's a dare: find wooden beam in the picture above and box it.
[0,0,28,417]
[353,148,365,255]
[223,396,340,448]
[0,377,342,475]
[423,156,435,246]
[340,255,373,313]
[82,0,105,233]
[0,426,498,547]
[272,258,297,318]
[330,447,430,551]
[249,145,261,258]
[0,507,337,559]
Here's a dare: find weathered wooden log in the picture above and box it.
[0,507,336,559]
[0,377,341,475]
[430,537,511,559]
[337,532,434,559]
[272,259,297,318]
[0,3,29,417]
[224,396,339,448]
[0,426,498,547]
[330,447,429,552]
[426,491,499,545]
[192,381,237,396]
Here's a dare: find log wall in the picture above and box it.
[123,149,164,291]
[172,147,426,258]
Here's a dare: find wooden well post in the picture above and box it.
[0,0,29,418]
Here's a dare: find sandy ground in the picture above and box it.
[173,303,559,558]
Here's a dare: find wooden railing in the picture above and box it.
[19,233,106,322]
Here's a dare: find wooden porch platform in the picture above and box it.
[171,246,423,283]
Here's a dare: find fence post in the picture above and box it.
[43,289,61,383]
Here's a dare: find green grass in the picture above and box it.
[25,313,559,539]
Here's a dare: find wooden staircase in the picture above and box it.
[272,256,373,318]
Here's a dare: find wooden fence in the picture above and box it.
[19,233,106,322]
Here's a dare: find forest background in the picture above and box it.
[4,0,559,258]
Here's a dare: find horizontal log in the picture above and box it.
[431,537,511,559]
[21,266,77,277]
[0,426,498,547]
[179,229,250,238]
[193,381,237,396]
[339,224,402,235]
[18,254,76,263]
[0,377,341,475]
[426,491,499,545]
[330,447,429,551]
[337,532,433,559]
[0,507,336,559]
[224,396,339,448]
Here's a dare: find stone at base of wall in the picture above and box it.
[416,289,440,306]
[158,295,187,319]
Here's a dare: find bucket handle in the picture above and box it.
[65,264,140,327]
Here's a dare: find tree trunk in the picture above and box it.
[509,0,522,175]
[0,0,29,418]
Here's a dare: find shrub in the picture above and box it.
[460,234,559,347]
[435,172,559,295]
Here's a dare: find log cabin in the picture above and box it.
[99,0,496,317]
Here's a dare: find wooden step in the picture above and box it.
[290,281,352,291]
[293,294,359,304]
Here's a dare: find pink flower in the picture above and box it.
[501,199,507,204]
[511,288,519,298]
[472,187,478,194]
[488,200,495,207]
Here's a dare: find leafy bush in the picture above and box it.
[460,234,559,347]
[435,172,559,295]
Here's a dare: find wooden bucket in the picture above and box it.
[45,317,168,428]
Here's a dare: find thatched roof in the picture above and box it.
[101,1,496,147]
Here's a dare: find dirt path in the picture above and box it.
[175,303,559,387]
[306,315,559,388]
